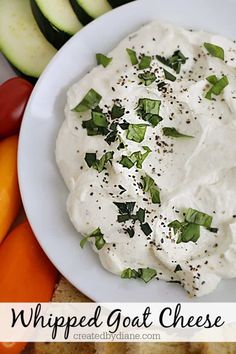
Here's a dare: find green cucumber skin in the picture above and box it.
[30,0,71,49]
[108,0,134,7]
[69,0,93,25]
[7,61,38,84]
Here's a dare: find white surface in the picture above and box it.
[18,0,236,302]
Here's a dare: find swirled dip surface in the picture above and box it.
[56,21,236,297]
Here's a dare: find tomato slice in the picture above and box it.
[0,77,33,138]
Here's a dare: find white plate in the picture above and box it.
[18,0,236,302]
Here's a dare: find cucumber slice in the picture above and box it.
[0,0,56,79]
[107,0,134,8]
[70,0,112,25]
[31,0,83,49]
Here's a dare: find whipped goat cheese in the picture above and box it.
[56,21,236,297]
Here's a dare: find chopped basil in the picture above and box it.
[113,201,136,215]
[72,89,102,112]
[121,268,139,279]
[138,268,157,283]
[96,53,112,67]
[156,50,188,74]
[85,151,114,173]
[140,222,152,236]
[127,124,147,143]
[168,220,183,234]
[163,127,194,138]
[80,228,105,250]
[142,175,160,204]
[126,48,138,65]
[121,267,157,283]
[206,75,218,85]
[91,110,108,128]
[111,104,125,119]
[137,98,162,127]
[139,55,152,70]
[177,223,200,244]
[84,152,97,167]
[205,75,229,100]
[120,155,134,169]
[135,208,145,223]
[174,264,182,272]
[185,208,212,228]
[138,72,156,86]
[204,42,224,60]
[82,118,108,136]
[105,130,117,144]
[119,146,151,169]
[163,69,176,81]
[168,208,215,244]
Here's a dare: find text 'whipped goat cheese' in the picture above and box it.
[56,21,236,297]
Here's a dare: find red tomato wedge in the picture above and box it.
[0,78,33,138]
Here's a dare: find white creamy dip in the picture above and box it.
[56,21,236,297]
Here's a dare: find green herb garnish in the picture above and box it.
[72,89,102,112]
[142,175,160,204]
[205,75,229,100]
[163,69,176,82]
[136,98,162,127]
[124,227,135,238]
[80,228,106,250]
[168,208,214,244]
[91,109,108,128]
[121,267,157,283]
[185,208,212,228]
[139,55,152,70]
[126,124,147,143]
[140,222,152,236]
[85,151,114,173]
[138,72,156,86]
[111,104,125,119]
[204,42,224,60]
[119,146,151,169]
[156,50,188,74]
[163,127,194,138]
[96,53,112,67]
[126,48,138,65]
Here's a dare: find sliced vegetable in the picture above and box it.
[72,89,102,112]
[70,0,111,25]
[163,127,194,138]
[30,0,82,49]
[108,0,134,7]
[0,0,56,79]
[96,53,113,67]
[0,221,58,302]
[0,342,27,354]
[0,78,33,138]
[204,42,224,60]
[0,136,21,244]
